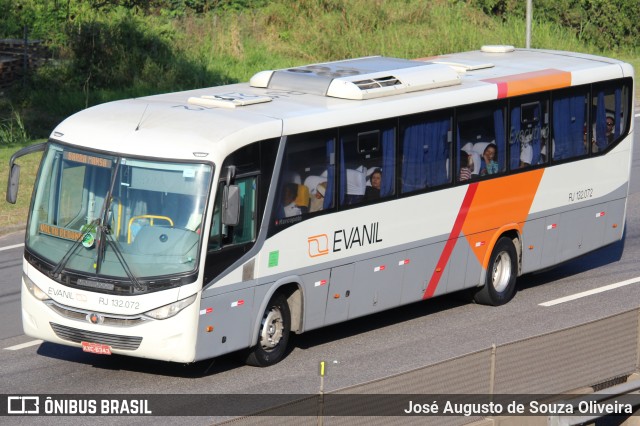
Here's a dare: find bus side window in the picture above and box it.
[591,81,629,153]
[339,121,396,206]
[457,101,506,178]
[400,111,452,193]
[272,130,336,226]
[509,95,549,170]
[552,87,589,161]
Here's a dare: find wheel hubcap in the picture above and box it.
[259,307,284,350]
[492,251,512,293]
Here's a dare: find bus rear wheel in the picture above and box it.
[245,293,291,367]
[474,237,518,306]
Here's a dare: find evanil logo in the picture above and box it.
[308,222,383,258]
[307,234,329,258]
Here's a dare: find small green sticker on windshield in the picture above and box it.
[268,251,279,268]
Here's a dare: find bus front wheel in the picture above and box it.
[245,293,291,367]
[474,237,518,306]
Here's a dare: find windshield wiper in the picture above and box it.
[92,159,145,292]
[50,219,100,279]
[99,226,146,292]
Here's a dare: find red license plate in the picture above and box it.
[81,341,112,355]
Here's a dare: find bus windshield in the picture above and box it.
[26,143,212,288]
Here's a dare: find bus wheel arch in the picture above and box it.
[474,231,521,306]
[245,282,302,367]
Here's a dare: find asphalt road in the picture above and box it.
[1,115,640,425]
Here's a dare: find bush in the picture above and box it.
[466,0,640,51]
[0,110,30,147]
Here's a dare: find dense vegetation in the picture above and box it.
[0,0,638,144]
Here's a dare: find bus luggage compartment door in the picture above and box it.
[324,264,354,327]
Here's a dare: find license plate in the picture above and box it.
[81,341,112,355]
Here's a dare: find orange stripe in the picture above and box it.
[462,169,545,267]
[423,183,478,299]
[483,69,571,98]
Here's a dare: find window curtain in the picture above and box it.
[493,108,506,169]
[339,138,346,204]
[381,127,395,197]
[530,103,542,165]
[509,107,521,169]
[324,138,335,209]
[401,118,449,193]
[553,93,586,160]
[614,87,621,139]
[595,91,607,151]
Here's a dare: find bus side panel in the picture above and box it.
[603,198,626,244]
[400,242,446,304]
[540,214,561,269]
[557,209,585,261]
[195,287,254,359]
[400,243,436,304]
[556,203,610,262]
[300,270,331,332]
[521,218,545,273]
[375,250,408,312]
[580,203,609,253]
[444,236,471,294]
[324,264,353,326]
[347,253,404,320]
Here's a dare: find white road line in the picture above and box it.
[0,243,24,252]
[539,277,640,307]
[4,340,43,351]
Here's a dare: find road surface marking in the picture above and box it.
[5,340,43,351]
[0,243,24,252]
[539,276,640,306]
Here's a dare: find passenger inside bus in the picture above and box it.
[459,150,474,181]
[282,182,303,217]
[344,166,367,204]
[479,143,499,175]
[308,180,327,213]
[363,168,382,201]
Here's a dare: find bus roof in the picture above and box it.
[51,47,633,162]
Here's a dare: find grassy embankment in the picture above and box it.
[1,0,638,233]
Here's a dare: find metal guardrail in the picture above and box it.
[548,380,640,426]
[220,308,640,426]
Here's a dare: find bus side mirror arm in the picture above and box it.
[6,142,46,204]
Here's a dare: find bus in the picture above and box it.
[7,46,634,366]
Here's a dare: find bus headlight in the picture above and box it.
[143,294,197,320]
[23,273,50,301]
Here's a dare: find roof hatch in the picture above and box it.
[250,56,461,100]
[187,94,272,109]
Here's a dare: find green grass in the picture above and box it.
[0,142,43,234]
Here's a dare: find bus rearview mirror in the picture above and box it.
[222,184,240,226]
[6,163,20,204]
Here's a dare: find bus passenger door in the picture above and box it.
[324,264,353,326]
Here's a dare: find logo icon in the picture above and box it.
[7,396,39,414]
[308,234,329,258]
[87,313,104,324]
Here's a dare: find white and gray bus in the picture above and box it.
[7,46,634,365]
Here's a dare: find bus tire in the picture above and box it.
[245,293,291,367]
[474,237,517,306]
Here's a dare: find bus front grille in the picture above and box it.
[49,323,142,350]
